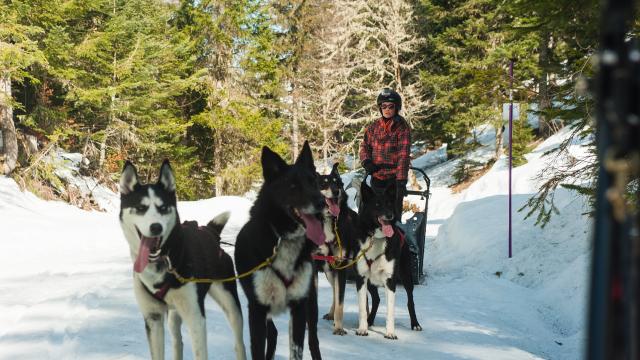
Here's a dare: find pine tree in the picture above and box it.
[172,0,288,197]
[415,0,539,158]
[0,1,47,174]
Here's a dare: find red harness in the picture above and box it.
[153,282,172,300]
[273,268,294,288]
[312,254,337,262]
[397,227,406,248]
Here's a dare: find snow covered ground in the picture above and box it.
[0,126,591,359]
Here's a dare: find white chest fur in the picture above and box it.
[322,217,336,244]
[357,235,395,287]
[136,263,169,296]
[252,235,313,315]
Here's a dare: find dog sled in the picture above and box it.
[398,166,431,285]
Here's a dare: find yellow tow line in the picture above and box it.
[168,220,373,284]
[325,221,373,271]
[167,252,277,284]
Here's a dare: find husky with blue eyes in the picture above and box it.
[119,160,246,360]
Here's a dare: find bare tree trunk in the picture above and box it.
[394,39,403,93]
[99,123,109,168]
[208,82,224,197]
[213,130,223,197]
[495,121,504,160]
[291,91,300,160]
[292,116,299,160]
[1,72,18,175]
[100,0,118,169]
[538,31,552,137]
[322,128,328,170]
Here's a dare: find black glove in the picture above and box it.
[362,159,379,175]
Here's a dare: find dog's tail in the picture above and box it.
[207,211,231,236]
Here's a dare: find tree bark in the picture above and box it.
[292,115,299,160]
[100,0,118,169]
[322,128,328,170]
[213,130,223,197]
[1,72,18,175]
[495,121,504,160]
[538,31,552,137]
[291,89,300,160]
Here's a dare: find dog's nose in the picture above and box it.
[149,223,163,236]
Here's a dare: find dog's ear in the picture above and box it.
[295,141,315,171]
[207,211,230,235]
[158,159,176,193]
[262,146,288,182]
[120,161,139,195]
[360,180,373,201]
[331,162,340,175]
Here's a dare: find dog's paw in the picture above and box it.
[384,333,398,340]
[333,328,347,336]
[322,313,334,321]
[412,324,423,331]
[367,316,375,326]
[355,329,369,336]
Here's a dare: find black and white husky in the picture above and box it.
[315,163,363,335]
[119,160,246,360]
[235,142,326,360]
[355,181,422,339]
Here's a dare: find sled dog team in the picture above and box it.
[118,142,422,360]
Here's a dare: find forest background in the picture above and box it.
[1,0,629,218]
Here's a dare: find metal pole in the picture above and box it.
[509,59,514,258]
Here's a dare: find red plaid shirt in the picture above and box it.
[359,116,411,181]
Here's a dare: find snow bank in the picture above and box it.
[426,126,592,358]
[412,143,448,170]
[52,150,119,212]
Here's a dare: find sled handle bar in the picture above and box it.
[362,166,431,198]
[406,167,431,198]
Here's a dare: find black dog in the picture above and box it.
[314,163,363,335]
[354,181,422,339]
[234,141,326,360]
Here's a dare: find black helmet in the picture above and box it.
[376,88,402,111]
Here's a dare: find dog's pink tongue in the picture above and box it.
[326,198,340,217]
[378,217,394,237]
[134,237,153,273]
[300,212,326,246]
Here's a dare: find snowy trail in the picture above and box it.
[0,127,590,359]
[0,188,576,360]
[0,222,560,360]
